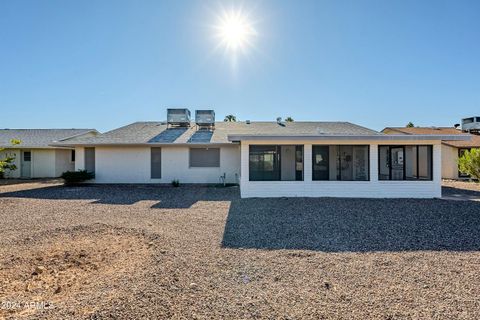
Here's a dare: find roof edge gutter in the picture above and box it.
[227,134,472,142]
[49,142,239,148]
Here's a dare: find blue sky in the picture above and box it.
[1,0,479,132]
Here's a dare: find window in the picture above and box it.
[463,117,474,124]
[249,145,303,181]
[312,145,369,181]
[189,148,220,167]
[379,145,432,181]
[71,150,75,162]
[151,148,162,178]
[23,151,31,162]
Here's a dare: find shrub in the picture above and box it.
[0,139,21,178]
[458,148,480,181]
[61,170,95,185]
[171,179,180,187]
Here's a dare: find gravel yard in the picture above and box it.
[1,181,480,319]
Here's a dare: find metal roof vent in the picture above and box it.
[462,117,480,133]
[195,110,215,130]
[276,117,285,127]
[167,108,191,128]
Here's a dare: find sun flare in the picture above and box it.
[215,10,256,52]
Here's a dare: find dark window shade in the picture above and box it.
[71,150,76,162]
[84,148,95,173]
[151,148,162,178]
[190,148,220,167]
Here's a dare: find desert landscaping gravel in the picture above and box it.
[1,181,480,319]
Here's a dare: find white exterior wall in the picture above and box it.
[75,147,86,171]
[441,144,459,180]
[55,149,75,176]
[31,149,56,177]
[1,148,76,178]
[240,140,442,198]
[93,145,240,184]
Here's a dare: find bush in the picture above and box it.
[0,139,21,178]
[61,170,95,185]
[171,179,180,187]
[458,148,480,181]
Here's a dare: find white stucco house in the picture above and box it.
[0,129,98,178]
[382,126,480,180]
[53,109,470,198]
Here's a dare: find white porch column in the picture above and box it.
[433,143,442,197]
[370,144,378,182]
[239,142,249,197]
[304,144,312,182]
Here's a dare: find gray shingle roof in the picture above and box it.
[0,129,97,148]
[53,121,381,146]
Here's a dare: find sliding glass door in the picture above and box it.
[379,145,433,181]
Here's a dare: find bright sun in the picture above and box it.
[215,10,256,52]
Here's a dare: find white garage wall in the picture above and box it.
[55,149,75,176]
[93,145,240,184]
[31,149,56,178]
[240,140,442,199]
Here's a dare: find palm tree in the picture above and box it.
[224,115,237,122]
[285,116,294,122]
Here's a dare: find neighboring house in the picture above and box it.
[382,127,480,180]
[0,129,98,178]
[52,108,469,198]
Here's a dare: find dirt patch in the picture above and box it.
[0,224,155,319]
[2,183,480,318]
[443,179,480,192]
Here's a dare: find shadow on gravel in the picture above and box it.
[442,186,480,201]
[222,197,480,252]
[0,184,239,208]
[0,178,60,186]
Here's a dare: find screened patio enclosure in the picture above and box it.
[249,145,304,181]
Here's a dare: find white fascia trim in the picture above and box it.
[227,134,472,142]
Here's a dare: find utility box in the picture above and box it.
[195,110,215,126]
[167,108,191,127]
[462,117,480,133]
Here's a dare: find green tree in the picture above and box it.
[406,122,415,128]
[0,139,21,178]
[458,148,480,181]
[224,115,237,122]
[285,116,294,122]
